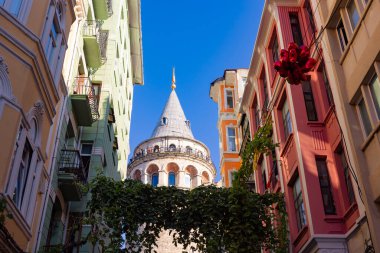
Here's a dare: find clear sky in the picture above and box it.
[129,0,265,182]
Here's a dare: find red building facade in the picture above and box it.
[239,1,369,251]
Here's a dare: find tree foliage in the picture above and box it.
[85,121,288,252]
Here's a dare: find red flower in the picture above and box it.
[280,49,289,62]
[303,58,317,72]
[289,49,298,63]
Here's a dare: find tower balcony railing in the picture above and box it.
[70,77,100,126]
[82,20,108,68]
[129,145,215,168]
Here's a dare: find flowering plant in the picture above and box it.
[274,43,317,85]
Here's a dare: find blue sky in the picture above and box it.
[129,0,264,181]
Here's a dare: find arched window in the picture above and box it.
[153,145,159,153]
[152,173,159,187]
[168,172,176,186]
[186,146,192,154]
[162,117,168,125]
[169,144,176,152]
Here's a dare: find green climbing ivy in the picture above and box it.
[83,120,288,253]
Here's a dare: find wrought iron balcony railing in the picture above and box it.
[72,77,100,123]
[58,149,86,182]
[82,20,108,64]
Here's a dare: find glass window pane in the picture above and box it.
[369,74,380,118]
[168,172,176,186]
[348,1,360,30]
[152,173,159,187]
[9,0,22,16]
[185,174,191,188]
[0,0,5,6]
[226,90,233,108]
[227,127,236,151]
[358,98,372,136]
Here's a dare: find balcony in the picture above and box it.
[58,149,86,201]
[82,20,109,68]
[70,77,100,126]
[92,0,113,20]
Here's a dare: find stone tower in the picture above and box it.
[127,71,216,252]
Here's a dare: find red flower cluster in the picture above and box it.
[274,43,317,85]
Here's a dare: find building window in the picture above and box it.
[302,80,318,121]
[305,0,316,34]
[357,97,372,136]
[316,158,336,214]
[282,99,293,140]
[293,175,307,231]
[320,62,334,106]
[289,12,304,46]
[80,142,93,177]
[168,172,176,186]
[152,173,159,187]
[261,159,267,192]
[255,102,260,130]
[186,146,192,154]
[225,89,234,109]
[9,0,22,16]
[347,0,360,30]
[227,127,237,152]
[337,19,348,52]
[337,147,355,205]
[13,140,33,209]
[271,33,280,63]
[162,117,168,125]
[228,170,237,187]
[369,74,380,119]
[0,0,4,5]
[169,144,176,152]
[261,71,269,109]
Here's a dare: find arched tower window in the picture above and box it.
[184,174,191,188]
[168,172,176,186]
[169,144,176,152]
[153,145,159,153]
[152,173,159,187]
[162,117,168,125]
[186,146,192,154]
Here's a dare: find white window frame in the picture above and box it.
[226,126,237,152]
[225,88,234,109]
[6,122,43,226]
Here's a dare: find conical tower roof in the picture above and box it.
[151,89,194,139]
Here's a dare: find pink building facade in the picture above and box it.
[239,1,370,252]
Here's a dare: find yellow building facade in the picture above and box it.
[315,0,380,251]
[0,0,75,251]
[210,69,248,187]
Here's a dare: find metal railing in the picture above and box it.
[59,149,86,181]
[82,20,108,64]
[129,146,214,168]
[72,77,100,123]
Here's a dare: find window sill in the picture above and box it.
[2,194,32,239]
[280,133,294,157]
[293,225,308,247]
[360,121,380,151]
[343,202,358,221]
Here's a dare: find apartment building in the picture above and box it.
[35,0,143,252]
[210,69,248,187]
[238,0,372,252]
[0,0,75,251]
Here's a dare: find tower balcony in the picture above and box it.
[58,149,87,201]
[92,0,113,20]
[82,20,109,69]
[70,77,100,126]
